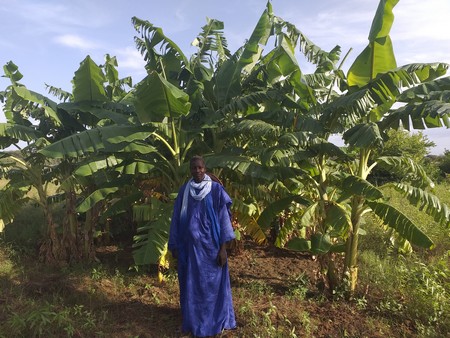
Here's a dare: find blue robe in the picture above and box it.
[169,181,236,337]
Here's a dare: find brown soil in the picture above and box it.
[1,239,418,338]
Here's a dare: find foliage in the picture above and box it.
[5,302,100,338]
[0,0,449,305]
[0,55,143,264]
[357,182,450,336]
[369,129,437,184]
[2,226,448,337]
[438,149,450,175]
[358,249,450,337]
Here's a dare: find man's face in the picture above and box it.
[190,159,206,183]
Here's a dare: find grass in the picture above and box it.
[1,238,447,337]
[0,181,449,337]
[357,181,450,337]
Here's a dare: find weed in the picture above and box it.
[5,301,100,337]
[355,296,368,310]
[0,248,14,276]
[300,310,312,336]
[90,266,107,280]
[242,279,273,297]
[359,246,450,336]
[112,268,126,288]
[286,273,310,300]
[238,300,257,327]
[400,253,450,335]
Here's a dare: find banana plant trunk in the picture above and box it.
[344,149,371,295]
[82,198,101,262]
[36,183,65,263]
[344,196,364,294]
[317,155,339,292]
[63,189,82,262]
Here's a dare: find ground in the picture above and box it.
[1,239,418,338]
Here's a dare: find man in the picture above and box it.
[169,155,236,337]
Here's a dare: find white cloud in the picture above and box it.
[115,47,145,70]
[393,0,450,39]
[115,47,147,82]
[53,34,98,50]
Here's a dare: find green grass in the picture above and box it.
[357,181,450,337]
[0,182,449,337]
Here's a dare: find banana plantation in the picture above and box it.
[1,0,449,299]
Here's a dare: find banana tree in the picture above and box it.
[0,56,149,263]
[0,61,70,262]
[209,0,450,295]
[310,0,450,293]
[129,3,288,265]
[40,54,162,264]
[260,0,450,294]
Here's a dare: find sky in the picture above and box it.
[0,0,449,154]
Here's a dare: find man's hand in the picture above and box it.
[217,245,227,267]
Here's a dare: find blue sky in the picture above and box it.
[1,0,449,154]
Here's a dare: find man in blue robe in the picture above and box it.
[169,156,237,337]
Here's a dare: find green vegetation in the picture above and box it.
[1,0,450,336]
[1,181,448,336]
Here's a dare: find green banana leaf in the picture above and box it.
[72,55,108,102]
[13,87,61,126]
[215,1,273,106]
[391,183,450,227]
[325,202,352,238]
[134,71,191,122]
[347,0,399,87]
[0,123,43,142]
[343,122,383,149]
[367,200,434,248]
[132,198,172,266]
[376,156,433,188]
[76,187,119,213]
[286,238,311,251]
[258,194,311,230]
[338,175,384,202]
[39,125,153,158]
[310,233,332,254]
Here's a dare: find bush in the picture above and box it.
[357,180,450,336]
[3,203,46,248]
[438,150,450,175]
[358,250,450,337]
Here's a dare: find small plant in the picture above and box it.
[112,268,126,288]
[286,273,310,300]
[238,299,258,329]
[243,279,273,297]
[355,296,368,310]
[260,302,278,336]
[90,267,107,281]
[5,302,99,337]
[300,311,312,336]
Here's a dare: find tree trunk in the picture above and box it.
[82,206,98,262]
[63,189,82,263]
[318,253,339,294]
[37,184,66,264]
[344,196,364,296]
[39,207,64,263]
